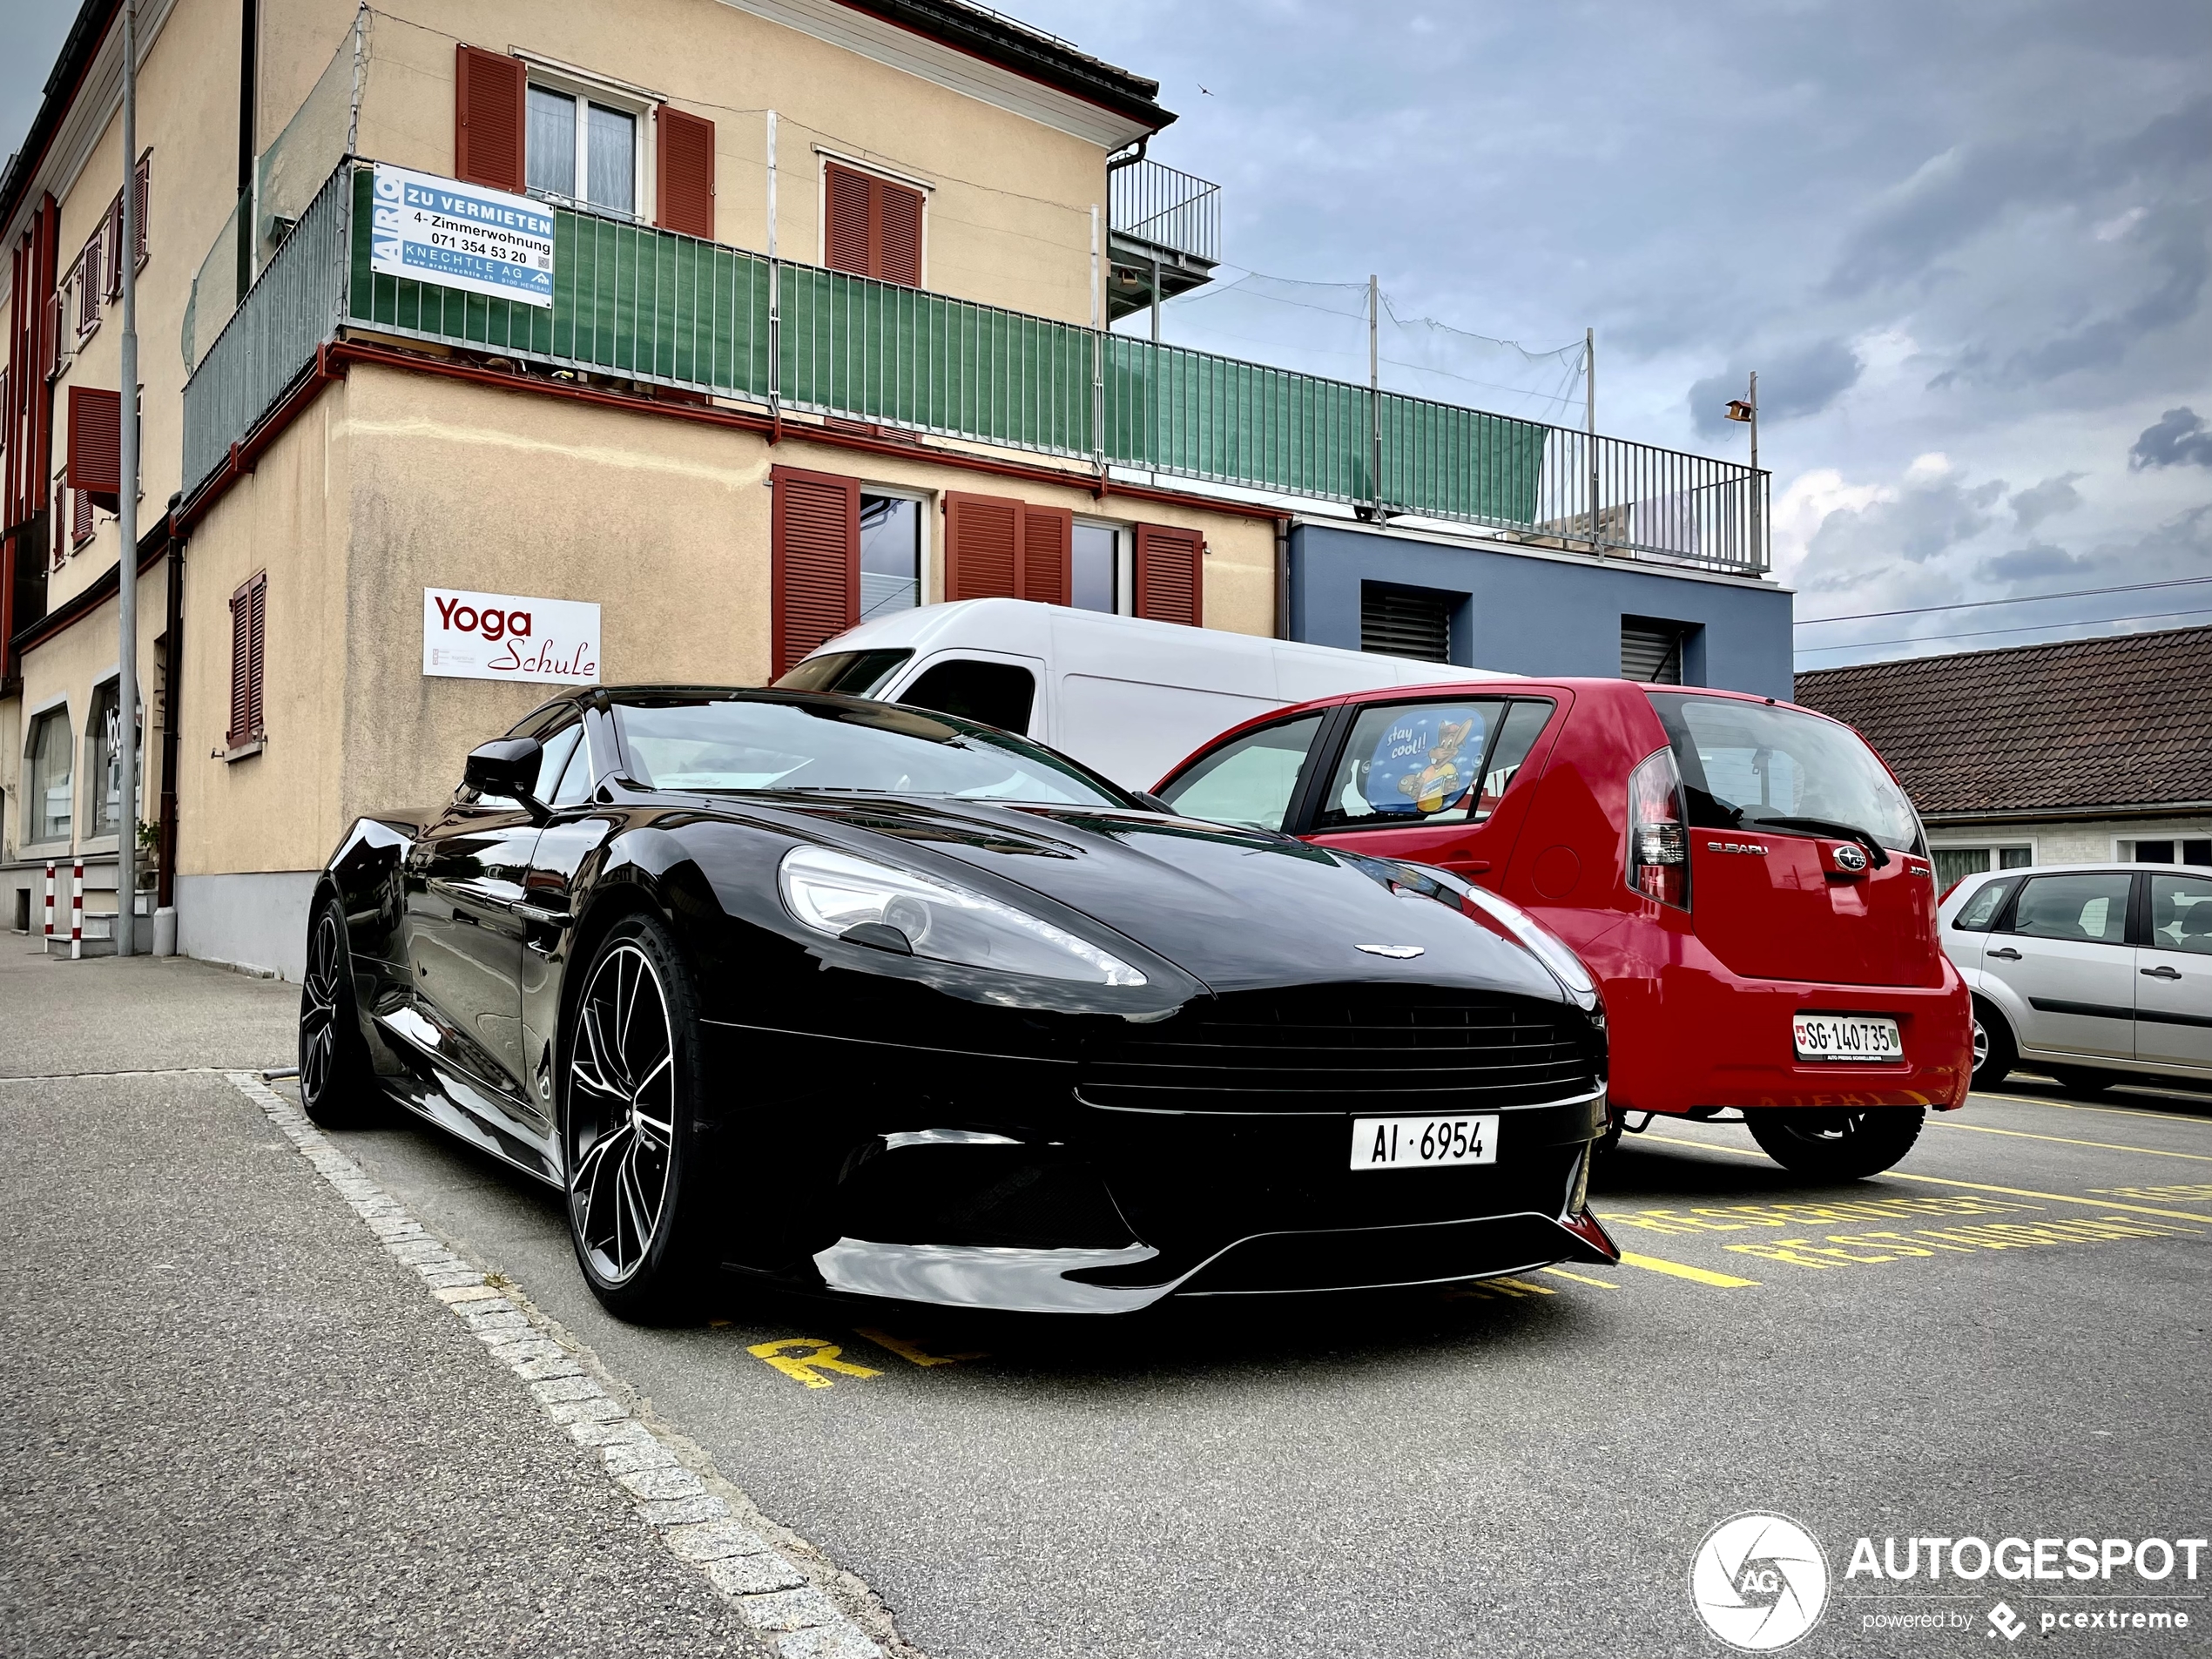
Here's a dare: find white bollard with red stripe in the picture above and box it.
[44,860,55,941]
[71,859,83,961]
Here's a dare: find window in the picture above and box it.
[859,494,922,621]
[1312,698,1555,833]
[1951,875,2020,932]
[2148,874,2212,956]
[1622,617,1694,685]
[88,678,142,838]
[1157,714,1324,832]
[1649,692,1924,854]
[469,713,581,809]
[1932,846,2033,892]
[71,488,92,548]
[27,706,72,843]
[824,159,924,287]
[2006,872,2131,945]
[944,493,1072,606]
[74,237,101,336]
[775,648,913,697]
[526,84,637,216]
[2128,839,2212,867]
[1361,583,1454,662]
[1071,523,1127,615]
[898,659,1036,734]
[550,724,599,806]
[226,571,267,753]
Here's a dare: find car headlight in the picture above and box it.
[778,845,1148,987]
[1455,883,1598,1001]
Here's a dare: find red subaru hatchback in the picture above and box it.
[1154,678,1971,1177]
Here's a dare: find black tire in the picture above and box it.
[299,898,380,1128]
[2048,1066,2117,1096]
[1745,1106,1925,1180]
[560,913,714,1321]
[1970,999,2017,1091]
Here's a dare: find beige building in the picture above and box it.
[2,0,1771,979]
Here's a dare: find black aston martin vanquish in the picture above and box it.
[301,687,1617,1318]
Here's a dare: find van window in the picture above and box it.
[900,659,1036,734]
[775,649,913,697]
[1312,698,1518,832]
[1157,714,1324,832]
[1649,692,1924,855]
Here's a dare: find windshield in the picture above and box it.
[773,648,913,698]
[1648,692,1924,854]
[610,695,1130,807]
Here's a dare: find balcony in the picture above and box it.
[1107,158,1221,324]
[182,160,1770,574]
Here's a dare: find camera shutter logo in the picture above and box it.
[1688,1513,1830,1651]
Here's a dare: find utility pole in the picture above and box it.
[116,0,141,954]
[1367,274,1381,518]
[1585,327,1597,555]
[1725,370,1759,566]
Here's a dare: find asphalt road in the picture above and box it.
[6,945,2208,1657]
[328,1065,2212,1658]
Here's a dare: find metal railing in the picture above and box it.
[1109,159,1221,267]
[181,160,1768,572]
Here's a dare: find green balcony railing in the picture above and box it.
[184,162,1769,572]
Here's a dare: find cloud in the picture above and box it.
[2010,472,2085,532]
[1689,337,1862,436]
[2130,407,2212,470]
[1975,542,2091,583]
[1791,455,2007,607]
[2003,206,2211,382]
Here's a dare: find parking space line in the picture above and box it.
[1925,1119,2212,1163]
[1638,1131,1766,1159]
[1973,1089,2212,1125]
[1539,1266,1621,1289]
[853,1328,988,1367]
[1882,1172,2212,1224]
[1615,1251,1760,1288]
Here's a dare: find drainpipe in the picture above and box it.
[1274,516,1291,641]
[157,497,183,922]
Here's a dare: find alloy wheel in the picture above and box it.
[566,943,677,1285]
[1971,1017,1990,1071]
[300,909,344,1106]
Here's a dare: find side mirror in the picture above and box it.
[463,737,549,821]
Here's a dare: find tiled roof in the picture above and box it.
[1791,625,2212,817]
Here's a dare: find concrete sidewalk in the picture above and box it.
[0,953,768,1656]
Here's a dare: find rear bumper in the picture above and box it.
[1595,952,1972,1116]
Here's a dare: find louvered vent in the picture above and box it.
[1360,584,1452,662]
[1621,617,1686,684]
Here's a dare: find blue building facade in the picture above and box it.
[1285,520,1795,698]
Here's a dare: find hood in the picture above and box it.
[758,794,1568,1002]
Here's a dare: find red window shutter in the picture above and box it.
[1134,523,1204,627]
[132,153,150,266]
[1020,506,1071,607]
[771,466,860,678]
[227,581,251,746]
[71,487,91,544]
[944,492,1022,602]
[247,574,266,737]
[455,45,526,192]
[877,179,923,287]
[825,162,872,278]
[105,198,123,298]
[78,242,100,332]
[655,106,716,238]
[67,385,121,507]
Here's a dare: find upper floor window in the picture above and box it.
[824,159,924,287]
[526,85,637,217]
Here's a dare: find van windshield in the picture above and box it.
[773,649,913,698]
[1648,692,1924,855]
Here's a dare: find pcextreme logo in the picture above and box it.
[1689,1512,1831,1651]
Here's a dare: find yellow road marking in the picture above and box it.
[853,1328,988,1367]
[1616,1251,1760,1288]
[746,1338,883,1389]
[1880,1172,2212,1224]
[1640,1130,1767,1158]
[1493,1276,1557,1296]
[1926,1118,2212,1163]
[1540,1266,1621,1289]
[1973,1089,2212,1124]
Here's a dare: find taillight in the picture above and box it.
[1627,748,1691,910]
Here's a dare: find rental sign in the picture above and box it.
[370,165,555,308]
[423,588,600,685]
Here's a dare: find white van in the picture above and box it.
[776,598,1494,788]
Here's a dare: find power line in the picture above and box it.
[1793,605,2212,657]
[1794,573,2212,627]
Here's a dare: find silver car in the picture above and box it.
[1939,861,2212,1092]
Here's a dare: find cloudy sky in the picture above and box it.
[1015,0,2212,670]
[3,1,2205,671]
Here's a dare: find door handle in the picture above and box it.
[1986,947,2021,961]
[1441,857,1492,874]
[2141,964,2182,980]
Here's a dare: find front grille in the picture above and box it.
[1082,986,1598,1115]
